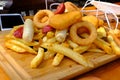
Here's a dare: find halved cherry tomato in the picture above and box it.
[13,26,23,38]
[54,3,65,14]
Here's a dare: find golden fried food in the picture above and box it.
[7,39,37,54]
[49,11,82,30]
[48,43,88,67]
[67,40,79,49]
[64,1,79,12]
[33,10,54,28]
[52,53,64,66]
[73,45,90,54]
[44,50,56,60]
[97,27,106,38]
[98,18,104,26]
[31,48,44,68]
[82,15,99,28]
[107,35,120,55]
[5,40,26,53]
[70,21,97,46]
[109,29,120,47]
[94,37,112,54]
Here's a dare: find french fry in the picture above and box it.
[109,33,120,47]
[89,43,98,49]
[94,37,112,54]
[46,37,56,43]
[42,36,48,42]
[33,30,45,40]
[87,48,104,53]
[15,38,39,46]
[44,50,56,60]
[31,48,44,68]
[73,45,90,54]
[8,39,37,54]
[67,40,79,49]
[81,33,110,46]
[33,45,39,52]
[5,41,26,53]
[52,53,64,66]
[5,36,40,47]
[87,43,104,53]
[81,33,111,54]
[40,42,53,49]
[97,26,106,38]
[52,42,69,66]
[48,43,88,67]
[46,31,55,38]
[107,35,120,55]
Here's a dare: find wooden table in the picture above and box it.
[0,66,10,80]
[75,58,120,80]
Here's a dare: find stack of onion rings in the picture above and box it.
[33,10,54,28]
[70,21,97,46]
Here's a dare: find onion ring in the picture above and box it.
[70,21,97,46]
[64,1,79,12]
[33,10,54,28]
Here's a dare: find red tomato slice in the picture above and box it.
[54,3,65,14]
[13,26,23,38]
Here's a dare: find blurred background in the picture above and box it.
[0,0,119,16]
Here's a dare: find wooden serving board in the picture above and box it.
[0,31,119,80]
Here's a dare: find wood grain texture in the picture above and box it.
[0,65,10,80]
[74,58,120,80]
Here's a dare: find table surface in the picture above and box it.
[0,2,120,80]
[0,56,120,80]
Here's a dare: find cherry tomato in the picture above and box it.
[54,3,65,14]
[13,26,23,38]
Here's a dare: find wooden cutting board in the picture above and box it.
[0,30,119,80]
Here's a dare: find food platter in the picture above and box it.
[0,30,119,80]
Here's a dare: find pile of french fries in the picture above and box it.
[4,14,120,69]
